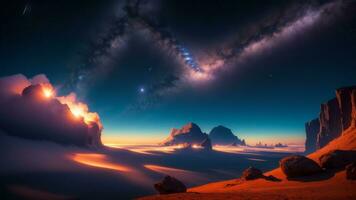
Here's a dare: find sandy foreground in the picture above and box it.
[139,129,356,200]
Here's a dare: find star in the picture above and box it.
[139,87,145,93]
[22,3,31,16]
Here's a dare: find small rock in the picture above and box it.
[319,150,356,170]
[264,175,281,182]
[346,162,356,180]
[280,155,322,178]
[241,167,264,180]
[154,176,186,194]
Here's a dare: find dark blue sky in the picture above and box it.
[1,0,356,144]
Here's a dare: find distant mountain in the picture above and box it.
[160,122,209,146]
[305,86,356,153]
[209,125,245,146]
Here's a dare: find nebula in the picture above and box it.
[196,1,344,80]
[70,0,346,111]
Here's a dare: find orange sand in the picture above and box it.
[139,129,356,200]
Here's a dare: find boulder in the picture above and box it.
[346,162,356,180]
[160,122,209,146]
[280,155,322,178]
[319,150,356,170]
[241,167,264,180]
[154,176,186,194]
[209,125,245,146]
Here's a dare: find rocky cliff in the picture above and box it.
[305,118,320,153]
[305,86,356,152]
[209,125,245,146]
[160,122,209,146]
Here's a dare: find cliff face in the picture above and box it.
[160,122,209,146]
[305,118,320,153]
[317,98,342,149]
[305,86,356,152]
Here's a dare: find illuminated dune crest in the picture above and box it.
[71,153,131,172]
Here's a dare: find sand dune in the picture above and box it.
[139,129,356,200]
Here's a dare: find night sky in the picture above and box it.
[1,0,356,144]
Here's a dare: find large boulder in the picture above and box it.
[241,167,264,180]
[209,125,245,146]
[346,163,356,180]
[160,122,209,146]
[154,176,187,194]
[319,150,356,170]
[280,155,322,178]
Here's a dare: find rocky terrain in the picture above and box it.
[141,86,356,200]
[161,123,245,147]
[160,123,209,146]
[209,125,245,146]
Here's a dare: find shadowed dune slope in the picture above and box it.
[139,129,356,200]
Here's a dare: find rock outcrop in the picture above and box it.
[319,150,356,170]
[346,163,356,180]
[275,143,288,148]
[209,125,245,146]
[154,176,187,194]
[317,98,342,149]
[305,86,356,152]
[305,118,320,153]
[280,155,322,178]
[160,122,209,146]
[241,167,264,180]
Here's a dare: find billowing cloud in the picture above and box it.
[0,74,102,148]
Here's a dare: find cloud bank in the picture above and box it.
[0,74,102,148]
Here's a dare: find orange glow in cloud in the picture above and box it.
[56,93,102,129]
[35,83,102,129]
[71,153,131,172]
[41,83,54,98]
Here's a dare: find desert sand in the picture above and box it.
[139,129,356,200]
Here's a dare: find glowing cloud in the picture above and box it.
[71,153,131,172]
[0,74,103,148]
[41,83,55,98]
[57,93,102,129]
